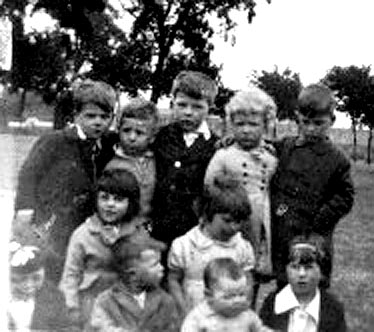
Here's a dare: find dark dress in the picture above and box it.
[259,289,347,332]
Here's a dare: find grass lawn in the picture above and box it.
[331,162,374,331]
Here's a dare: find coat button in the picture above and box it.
[174,161,181,168]
[242,162,247,167]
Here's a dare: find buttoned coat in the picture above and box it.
[259,289,347,332]
[152,122,217,245]
[14,127,117,281]
[270,136,354,282]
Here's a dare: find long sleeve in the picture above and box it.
[15,133,59,211]
[59,229,85,309]
[313,156,354,235]
[204,149,227,187]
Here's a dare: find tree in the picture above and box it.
[323,65,372,161]
[253,67,302,121]
[28,0,272,103]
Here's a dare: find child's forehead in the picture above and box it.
[120,117,155,128]
[215,275,247,291]
[11,268,45,281]
[231,109,264,119]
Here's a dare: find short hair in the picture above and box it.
[225,87,277,130]
[112,234,166,272]
[297,83,336,118]
[117,97,158,131]
[287,234,327,268]
[204,257,244,292]
[96,168,140,221]
[72,79,116,115]
[202,172,251,223]
[171,70,218,106]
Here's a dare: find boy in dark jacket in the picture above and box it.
[13,79,117,283]
[152,70,218,248]
[260,235,346,332]
[270,83,354,288]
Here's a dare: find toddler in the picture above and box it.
[205,87,278,277]
[168,174,255,315]
[8,241,72,331]
[181,257,273,332]
[87,234,180,332]
[260,235,347,332]
[59,168,147,327]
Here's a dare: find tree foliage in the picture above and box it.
[253,67,302,120]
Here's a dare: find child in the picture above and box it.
[260,235,347,332]
[59,168,147,327]
[152,70,218,247]
[8,241,72,331]
[167,174,255,315]
[13,79,117,283]
[205,87,278,278]
[270,83,354,288]
[105,97,158,219]
[87,234,180,332]
[181,257,273,332]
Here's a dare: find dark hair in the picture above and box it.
[297,83,336,118]
[96,168,140,221]
[202,172,251,223]
[111,234,166,272]
[171,70,218,106]
[204,257,244,292]
[117,97,158,130]
[287,234,328,268]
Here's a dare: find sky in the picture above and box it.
[212,0,374,89]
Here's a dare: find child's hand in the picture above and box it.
[68,307,84,326]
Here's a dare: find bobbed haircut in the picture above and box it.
[72,79,116,115]
[96,168,140,221]
[117,97,158,131]
[202,172,251,223]
[204,257,244,292]
[225,86,277,130]
[297,83,336,118]
[171,70,218,106]
[111,233,166,272]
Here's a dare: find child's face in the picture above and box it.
[206,213,242,241]
[74,103,113,139]
[209,276,249,317]
[97,191,129,224]
[231,111,265,150]
[134,249,164,287]
[119,118,155,155]
[10,268,45,300]
[287,261,321,300]
[172,92,209,132]
[296,112,333,141]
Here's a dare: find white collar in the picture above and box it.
[184,120,211,141]
[74,124,87,140]
[274,284,320,323]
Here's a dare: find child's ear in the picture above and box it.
[331,114,336,124]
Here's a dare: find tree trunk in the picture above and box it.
[367,126,373,165]
[351,115,357,161]
[14,88,26,119]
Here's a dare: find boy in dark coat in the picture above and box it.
[13,79,117,283]
[270,83,354,288]
[260,235,346,332]
[152,71,218,247]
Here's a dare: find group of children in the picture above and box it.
[9,70,354,331]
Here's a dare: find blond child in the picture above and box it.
[205,87,278,278]
[181,257,273,332]
[167,174,255,316]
